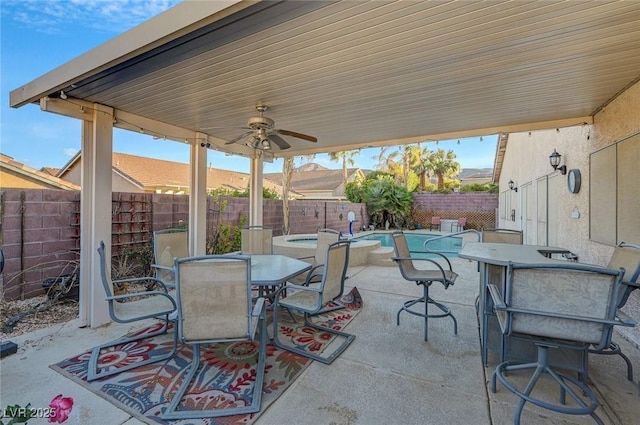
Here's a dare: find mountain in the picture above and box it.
[295,163,329,172]
[456,168,493,179]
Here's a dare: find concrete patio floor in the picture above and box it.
[2,256,640,424]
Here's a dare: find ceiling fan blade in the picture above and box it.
[277,129,317,143]
[269,134,291,150]
[225,131,253,145]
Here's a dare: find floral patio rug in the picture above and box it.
[50,287,362,425]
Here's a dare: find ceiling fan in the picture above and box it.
[208,104,317,150]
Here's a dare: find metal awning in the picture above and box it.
[10,0,640,157]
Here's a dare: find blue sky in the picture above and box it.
[1,0,497,175]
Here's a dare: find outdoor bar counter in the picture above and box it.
[458,242,581,369]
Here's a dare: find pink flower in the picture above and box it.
[48,394,74,423]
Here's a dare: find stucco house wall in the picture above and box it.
[498,79,640,344]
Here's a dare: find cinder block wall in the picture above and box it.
[0,188,493,302]
[1,189,80,300]
[288,200,369,235]
[152,193,189,230]
[0,189,368,300]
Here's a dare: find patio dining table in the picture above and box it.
[249,254,312,297]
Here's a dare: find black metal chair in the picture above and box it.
[391,231,458,341]
[489,262,634,425]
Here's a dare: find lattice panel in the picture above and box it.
[412,209,495,231]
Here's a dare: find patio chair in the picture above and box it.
[289,228,342,285]
[241,225,273,254]
[151,228,189,289]
[452,217,467,232]
[589,242,640,381]
[481,228,523,244]
[477,228,523,309]
[391,231,458,341]
[429,216,441,231]
[162,254,267,420]
[489,262,634,425]
[272,240,355,364]
[88,241,178,382]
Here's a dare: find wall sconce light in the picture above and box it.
[549,149,567,175]
[508,180,518,192]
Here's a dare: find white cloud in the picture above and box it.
[64,148,78,157]
[5,0,182,34]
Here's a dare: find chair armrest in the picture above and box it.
[106,290,176,310]
[506,306,635,328]
[304,264,325,285]
[284,282,323,294]
[391,256,449,279]
[615,310,637,327]
[250,297,266,339]
[488,284,506,310]
[296,255,315,261]
[112,276,171,292]
[252,297,266,317]
[272,282,322,302]
[151,264,173,272]
[409,250,454,270]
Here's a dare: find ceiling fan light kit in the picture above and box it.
[219,104,317,151]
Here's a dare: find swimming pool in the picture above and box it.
[289,232,461,257]
[354,233,462,257]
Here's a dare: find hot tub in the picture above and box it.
[273,233,388,267]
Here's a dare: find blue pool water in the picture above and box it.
[290,232,461,257]
[354,233,461,257]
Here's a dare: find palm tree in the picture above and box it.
[329,150,360,187]
[400,144,422,189]
[428,148,461,190]
[374,147,402,184]
[411,145,433,191]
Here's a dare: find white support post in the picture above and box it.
[189,136,208,255]
[249,154,264,226]
[80,103,113,328]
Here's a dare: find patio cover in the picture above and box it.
[9,0,640,327]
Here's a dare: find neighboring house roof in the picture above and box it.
[264,167,362,192]
[0,154,80,190]
[56,152,284,194]
[39,167,60,176]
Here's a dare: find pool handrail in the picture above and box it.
[422,229,481,254]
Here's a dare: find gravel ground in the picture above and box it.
[0,279,157,339]
[0,296,79,339]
